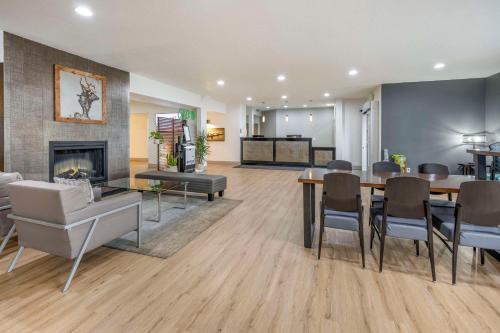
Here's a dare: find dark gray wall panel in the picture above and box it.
[485,72,500,143]
[3,33,130,180]
[381,79,485,173]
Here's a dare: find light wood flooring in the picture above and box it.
[0,163,498,332]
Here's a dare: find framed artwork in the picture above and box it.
[54,65,107,124]
[207,127,225,141]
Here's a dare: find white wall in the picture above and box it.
[206,104,245,162]
[274,108,335,147]
[130,100,179,164]
[0,30,3,62]
[335,99,364,168]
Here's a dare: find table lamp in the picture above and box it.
[462,134,486,150]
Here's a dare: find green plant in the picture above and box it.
[149,130,164,144]
[166,153,177,167]
[195,131,210,164]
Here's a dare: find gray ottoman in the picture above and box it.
[135,171,227,201]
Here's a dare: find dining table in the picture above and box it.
[297,168,475,248]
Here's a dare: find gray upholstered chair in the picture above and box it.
[370,177,436,281]
[326,160,352,171]
[0,172,23,255]
[418,163,453,203]
[6,180,142,292]
[318,173,365,267]
[432,181,500,284]
[370,161,401,209]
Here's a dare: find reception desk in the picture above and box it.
[241,137,334,167]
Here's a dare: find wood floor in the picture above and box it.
[0,163,498,332]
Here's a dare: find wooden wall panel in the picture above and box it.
[157,117,183,170]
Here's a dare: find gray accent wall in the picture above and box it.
[381,79,486,173]
[485,72,500,143]
[3,32,130,180]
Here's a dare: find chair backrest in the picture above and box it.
[418,163,449,175]
[373,161,401,173]
[384,177,430,219]
[326,160,352,171]
[323,173,360,212]
[456,181,500,226]
[7,180,88,225]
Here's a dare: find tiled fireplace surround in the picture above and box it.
[2,32,130,181]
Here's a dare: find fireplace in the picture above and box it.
[49,141,108,184]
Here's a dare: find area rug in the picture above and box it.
[105,193,242,259]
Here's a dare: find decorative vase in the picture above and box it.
[166,165,178,172]
[153,139,161,145]
[195,160,207,173]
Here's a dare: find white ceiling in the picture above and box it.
[1,0,500,108]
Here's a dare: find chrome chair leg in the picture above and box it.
[0,224,16,255]
[7,245,24,273]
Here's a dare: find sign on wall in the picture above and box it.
[54,65,107,124]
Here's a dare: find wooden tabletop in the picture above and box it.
[298,168,476,193]
[466,149,500,157]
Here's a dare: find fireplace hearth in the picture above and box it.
[49,141,108,184]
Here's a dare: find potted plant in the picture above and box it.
[149,130,164,145]
[195,131,210,172]
[166,153,178,172]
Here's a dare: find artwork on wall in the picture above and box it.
[54,65,107,124]
[207,127,225,141]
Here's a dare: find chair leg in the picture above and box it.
[62,219,98,293]
[7,246,24,273]
[359,228,365,268]
[415,240,420,257]
[317,218,324,260]
[0,224,16,255]
[370,224,375,250]
[448,192,452,201]
[379,229,386,273]
[480,248,485,265]
[452,243,459,285]
[428,238,436,282]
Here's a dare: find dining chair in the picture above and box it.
[418,163,453,203]
[432,181,500,284]
[371,161,401,206]
[318,173,365,268]
[326,160,352,171]
[370,177,436,281]
[489,142,500,180]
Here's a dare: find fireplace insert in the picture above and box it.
[49,141,108,184]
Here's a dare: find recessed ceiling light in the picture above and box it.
[323,92,330,97]
[433,63,446,70]
[216,79,225,86]
[266,106,270,109]
[284,105,288,108]
[246,96,252,101]
[303,104,308,107]
[277,74,286,81]
[281,95,287,99]
[348,69,359,76]
[75,6,93,17]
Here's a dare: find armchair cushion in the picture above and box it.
[324,209,359,231]
[374,215,428,241]
[8,180,88,225]
[439,221,500,250]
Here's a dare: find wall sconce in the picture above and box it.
[285,115,289,122]
[206,120,215,129]
[309,113,313,122]
[262,115,266,123]
[463,134,486,150]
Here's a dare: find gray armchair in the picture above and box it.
[432,181,500,284]
[0,172,23,255]
[6,180,142,292]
